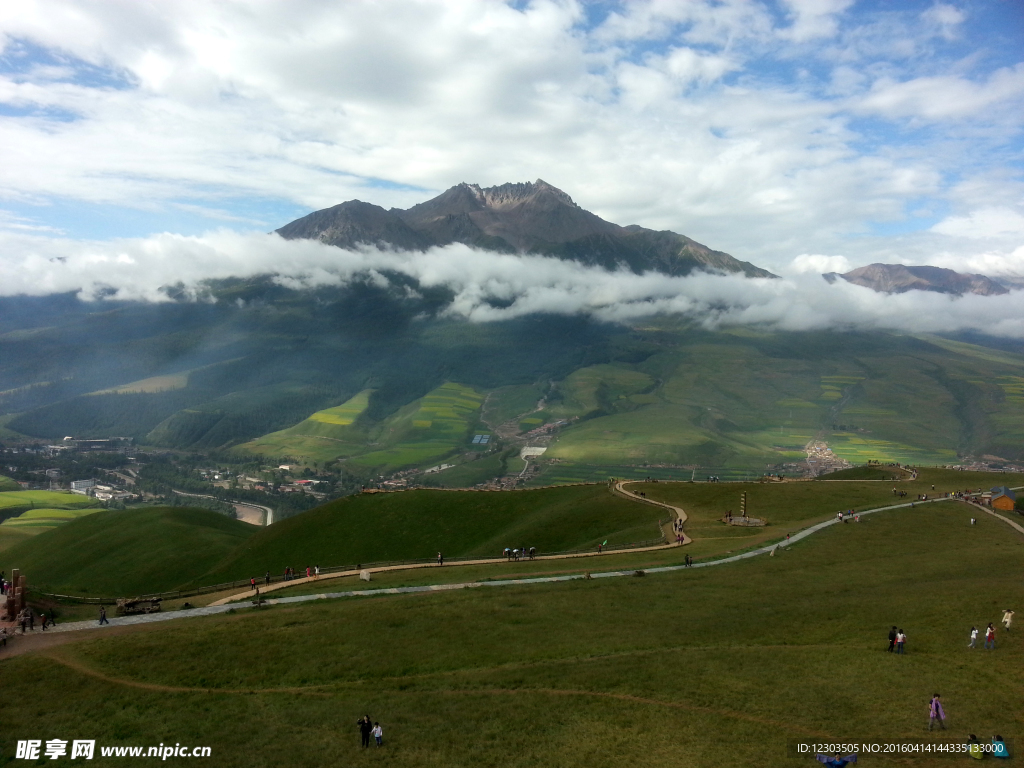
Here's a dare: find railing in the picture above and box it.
[35,518,671,604]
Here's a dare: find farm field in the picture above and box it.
[0,490,99,510]
[2,499,1022,767]
[240,389,373,464]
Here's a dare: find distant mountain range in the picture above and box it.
[823,263,1024,296]
[277,179,776,278]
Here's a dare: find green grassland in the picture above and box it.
[239,382,485,473]
[346,382,485,472]
[533,330,1024,479]
[0,490,99,510]
[0,507,105,538]
[195,484,661,587]
[818,465,911,480]
[1,507,257,596]
[0,475,19,492]
[2,498,1022,767]
[240,389,373,464]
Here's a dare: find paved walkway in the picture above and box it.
[207,481,688,607]
[16,493,988,638]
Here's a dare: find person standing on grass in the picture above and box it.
[98,606,109,625]
[888,626,897,652]
[358,715,372,748]
[1001,609,1014,632]
[969,626,978,648]
[372,722,383,747]
[896,629,906,654]
[985,623,996,650]
[928,694,945,730]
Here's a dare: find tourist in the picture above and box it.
[98,606,109,625]
[372,721,383,747]
[927,693,945,730]
[896,629,906,654]
[250,577,256,591]
[265,571,270,586]
[969,626,978,649]
[0,627,7,646]
[1001,609,1014,632]
[985,623,996,650]
[306,566,311,579]
[437,552,444,566]
[887,626,897,652]
[315,565,320,580]
[992,735,1009,759]
[358,715,372,748]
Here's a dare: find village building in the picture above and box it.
[991,486,1017,512]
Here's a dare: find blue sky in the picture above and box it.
[0,0,1022,279]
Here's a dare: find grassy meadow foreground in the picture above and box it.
[1,469,1023,766]
[2,497,1023,767]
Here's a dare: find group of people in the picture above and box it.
[502,547,535,561]
[888,610,1015,657]
[926,695,1011,758]
[969,611,1013,649]
[11,606,57,633]
[672,518,685,543]
[356,715,383,748]
[886,626,908,654]
[0,569,10,595]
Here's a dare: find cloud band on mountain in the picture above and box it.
[4,229,1024,338]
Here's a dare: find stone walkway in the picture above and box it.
[20,493,994,637]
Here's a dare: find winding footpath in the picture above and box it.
[20,487,1019,639]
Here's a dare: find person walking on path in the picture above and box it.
[265,571,270,586]
[969,626,978,648]
[928,694,946,730]
[896,629,906,654]
[437,552,444,566]
[372,722,383,747]
[985,623,996,650]
[314,565,320,581]
[358,715,372,748]
[888,626,897,652]
[98,606,109,625]
[250,577,256,591]
[1001,609,1014,632]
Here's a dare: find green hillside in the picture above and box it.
[2,507,257,596]
[196,484,660,586]
[0,474,20,491]
[3,499,1023,766]
[240,389,373,463]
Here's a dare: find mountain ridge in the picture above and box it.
[825,263,1016,296]
[277,179,776,279]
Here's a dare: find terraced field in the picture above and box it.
[240,389,373,464]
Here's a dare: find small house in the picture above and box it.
[991,486,1017,512]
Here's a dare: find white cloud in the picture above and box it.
[4,230,1024,337]
[780,0,855,42]
[856,64,1024,121]
[931,207,1024,239]
[786,253,852,274]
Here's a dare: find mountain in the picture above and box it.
[825,263,1011,296]
[276,179,776,278]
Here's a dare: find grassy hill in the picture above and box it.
[0,474,20,492]
[3,498,1023,766]
[195,484,660,585]
[2,507,257,596]
[240,389,374,463]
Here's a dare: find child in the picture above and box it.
[372,722,383,747]
[969,626,978,648]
